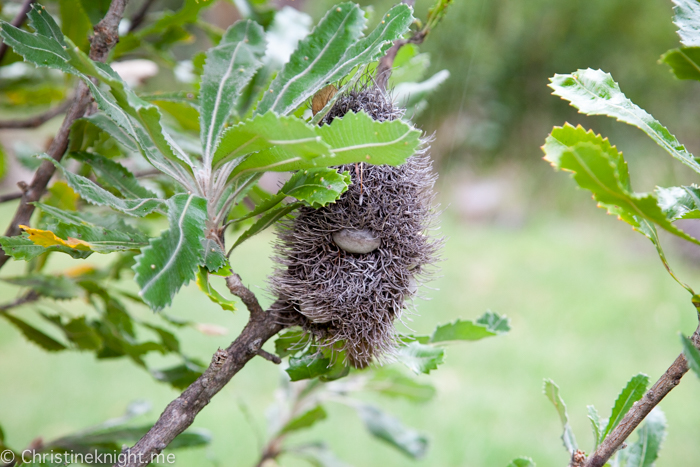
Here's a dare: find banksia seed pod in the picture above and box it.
[271,83,440,368]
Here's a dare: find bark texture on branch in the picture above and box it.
[583,324,700,467]
[0,99,71,129]
[0,0,129,271]
[114,296,290,467]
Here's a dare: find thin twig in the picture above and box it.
[583,322,700,467]
[256,348,282,364]
[128,0,156,32]
[0,99,72,129]
[0,291,40,312]
[0,192,22,203]
[0,0,129,272]
[0,0,36,63]
[113,298,290,467]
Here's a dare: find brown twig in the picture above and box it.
[0,291,40,312]
[375,0,425,91]
[128,0,156,32]
[0,0,129,272]
[113,285,290,467]
[0,99,72,129]
[583,322,700,467]
[0,0,36,63]
[0,192,22,203]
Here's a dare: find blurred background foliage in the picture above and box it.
[1,0,700,466]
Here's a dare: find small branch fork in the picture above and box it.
[0,0,129,271]
[577,321,700,467]
[113,276,289,467]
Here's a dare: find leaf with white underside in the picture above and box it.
[70,152,157,199]
[356,405,428,459]
[588,405,602,449]
[543,379,577,453]
[616,409,666,467]
[70,113,139,153]
[549,69,700,174]
[200,20,266,164]
[543,125,700,247]
[681,334,700,380]
[41,155,162,217]
[133,194,207,311]
[661,47,700,81]
[397,341,444,375]
[315,111,422,166]
[672,0,700,46]
[656,185,700,220]
[601,373,649,442]
[213,112,331,168]
[256,3,414,116]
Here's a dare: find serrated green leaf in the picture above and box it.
[356,404,428,459]
[661,47,700,81]
[476,310,511,333]
[1,274,79,299]
[0,233,92,261]
[41,154,162,217]
[286,352,332,381]
[44,180,79,211]
[281,168,350,207]
[230,202,301,251]
[280,405,327,435]
[133,194,207,310]
[27,4,65,44]
[315,111,422,166]
[214,111,331,168]
[70,152,157,199]
[34,203,150,253]
[257,3,413,116]
[397,341,444,374]
[70,113,139,153]
[681,334,700,380]
[430,319,497,343]
[507,458,536,467]
[549,69,700,174]
[275,327,310,357]
[369,367,436,403]
[201,238,228,272]
[543,125,700,247]
[617,409,666,467]
[672,0,700,46]
[42,314,102,350]
[2,313,67,351]
[543,379,577,453]
[150,359,207,389]
[602,374,650,442]
[588,405,602,449]
[196,267,236,312]
[201,20,266,164]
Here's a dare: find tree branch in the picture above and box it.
[0,0,129,271]
[113,297,290,467]
[0,99,72,129]
[0,0,36,63]
[583,322,700,467]
[128,0,156,32]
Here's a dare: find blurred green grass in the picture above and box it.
[1,197,700,467]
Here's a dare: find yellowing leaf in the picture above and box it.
[19,225,92,251]
[63,264,98,277]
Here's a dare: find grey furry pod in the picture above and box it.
[271,84,440,368]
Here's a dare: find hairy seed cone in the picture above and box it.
[271,86,441,368]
